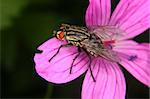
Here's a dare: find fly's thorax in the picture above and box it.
[54,24,90,42]
[63,25,90,43]
[65,31,89,42]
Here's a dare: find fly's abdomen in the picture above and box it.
[80,35,104,56]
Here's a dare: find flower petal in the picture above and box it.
[82,58,126,99]
[86,0,111,27]
[141,43,150,48]
[34,38,88,84]
[114,41,150,86]
[109,0,150,40]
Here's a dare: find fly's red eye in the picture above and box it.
[57,31,65,40]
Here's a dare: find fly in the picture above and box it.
[49,24,120,82]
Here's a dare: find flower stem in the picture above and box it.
[43,84,53,99]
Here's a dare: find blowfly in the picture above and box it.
[49,24,121,82]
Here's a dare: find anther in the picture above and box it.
[107,44,113,49]
[128,55,137,61]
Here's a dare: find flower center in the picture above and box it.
[103,40,115,49]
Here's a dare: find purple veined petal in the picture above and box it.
[114,41,150,86]
[109,0,150,40]
[113,40,138,49]
[82,58,126,99]
[119,14,150,40]
[140,43,150,49]
[34,37,89,84]
[86,0,111,28]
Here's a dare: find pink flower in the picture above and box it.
[34,0,150,99]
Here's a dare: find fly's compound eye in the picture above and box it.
[56,31,65,40]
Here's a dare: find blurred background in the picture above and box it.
[1,0,149,98]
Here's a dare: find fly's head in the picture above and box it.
[53,24,88,42]
[53,24,70,40]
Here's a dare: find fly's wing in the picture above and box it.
[91,26,126,41]
[99,48,121,63]
[88,26,124,62]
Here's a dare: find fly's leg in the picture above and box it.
[83,49,96,82]
[70,47,81,74]
[88,55,96,82]
[48,43,72,62]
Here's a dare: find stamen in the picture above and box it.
[128,55,137,61]
[107,44,113,49]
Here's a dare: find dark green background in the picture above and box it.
[1,0,149,98]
